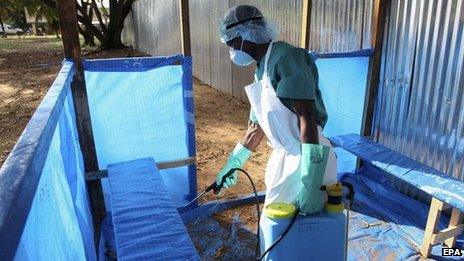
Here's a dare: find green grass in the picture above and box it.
[0,35,63,52]
[0,35,118,56]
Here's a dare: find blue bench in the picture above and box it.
[330,134,464,257]
[107,157,199,260]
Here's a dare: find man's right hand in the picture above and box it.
[241,122,265,151]
[216,143,252,188]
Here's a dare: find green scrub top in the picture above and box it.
[249,41,328,128]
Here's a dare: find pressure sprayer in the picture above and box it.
[181,169,354,261]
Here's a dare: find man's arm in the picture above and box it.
[241,122,265,151]
[293,99,329,215]
[292,100,319,144]
[214,121,264,188]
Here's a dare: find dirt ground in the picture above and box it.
[0,36,62,164]
[194,78,270,234]
[0,36,268,238]
[0,36,145,165]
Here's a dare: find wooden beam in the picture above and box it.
[55,0,82,71]
[86,170,109,181]
[361,0,391,137]
[431,224,464,245]
[300,0,312,49]
[445,208,464,247]
[421,200,464,258]
[420,197,443,257]
[85,157,197,180]
[157,157,196,169]
[55,0,105,249]
[179,0,191,56]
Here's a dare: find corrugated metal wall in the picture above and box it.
[374,0,464,181]
[123,0,374,101]
[126,0,183,55]
[310,0,373,52]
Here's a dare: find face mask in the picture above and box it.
[229,40,254,66]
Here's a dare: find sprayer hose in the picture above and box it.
[228,168,262,257]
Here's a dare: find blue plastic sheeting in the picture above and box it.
[316,57,369,173]
[99,213,116,260]
[184,164,464,260]
[180,191,265,224]
[107,157,199,260]
[332,134,464,212]
[342,165,463,260]
[187,215,258,260]
[4,61,96,260]
[83,56,197,208]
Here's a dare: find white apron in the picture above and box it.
[244,42,337,206]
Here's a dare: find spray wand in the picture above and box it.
[179,168,260,218]
[180,168,237,210]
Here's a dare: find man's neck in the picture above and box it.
[252,42,271,66]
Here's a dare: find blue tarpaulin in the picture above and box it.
[107,157,199,260]
[82,56,199,259]
[185,164,464,260]
[332,134,464,212]
[341,164,463,260]
[316,56,369,173]
[1,62,96,260]
[83,56,197,209]
[1,56,198,260]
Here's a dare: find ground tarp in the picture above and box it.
[184,164,463,260]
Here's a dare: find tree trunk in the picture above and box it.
[32,23,37,35]
[0,12,6,38]
[101,17,125,49]
[83,29,95,46]
[74,0,133,50]
[78,25,96,46]
[101,0,132,50]
[49,20,61,39]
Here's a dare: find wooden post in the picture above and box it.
[444,208,464,247]
[420,198,464,257]
[179,0,191,56]
[55,0,83,71]
[420,198,446,257]
[361,0,390,137]
[55,0,105,249]
[300,0,312,49]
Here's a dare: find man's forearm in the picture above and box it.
[241,122,265,151]
[299,110,319,144]
[292,100,319,144]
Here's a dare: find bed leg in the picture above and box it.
[420,197,445,257]
[444,208,463,248]
[420,198,464,257]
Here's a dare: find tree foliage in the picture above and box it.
[75,0,134,49]
[0,0,17,37]
[24,0,60,36]
[5,0,134,49]
[7,8,28,29]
